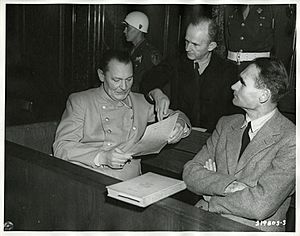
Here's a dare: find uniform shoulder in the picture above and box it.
[68,88,99,103]
[141,40,161,64]
[143,40,159,51]
[130,92,148,103]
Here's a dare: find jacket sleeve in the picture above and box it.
[208,133,295,220]
[53,94,102,167]
[140,56,176,96]
[182,117,237,196]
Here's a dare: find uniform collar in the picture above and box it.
[98,85,132,108]
[131,38,146,55]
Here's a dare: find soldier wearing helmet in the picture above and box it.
[123,11,162,93]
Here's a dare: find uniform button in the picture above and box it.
[132,126,136,131]
[259,23,263,27]
[105,117,109,122]
[240,36,244,40]
[102,105,106,109]
[241,22,245,26]
[107,129,112,134]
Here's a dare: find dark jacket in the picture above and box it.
[141,52,243,132]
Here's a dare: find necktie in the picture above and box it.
[194,62,200,79]
[239,122,251,159]
[193,62,201,123]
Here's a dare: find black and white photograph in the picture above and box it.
[2,1,297,234]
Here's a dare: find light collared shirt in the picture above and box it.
[242,108,277,140]
[194,53,212,76]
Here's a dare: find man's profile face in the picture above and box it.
[185,24,211,61]
[123,24,140,43]
[231,64,263,110]
[103,59,133,101]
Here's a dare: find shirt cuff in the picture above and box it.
[145,92,155,104]
[93,151,106,168]
[182,121,191,137]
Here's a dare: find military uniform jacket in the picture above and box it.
[130,39,161,92]
[53,85,190,180]
[224,4,295,69]
[225,5,275,53]
[183,110,295,231]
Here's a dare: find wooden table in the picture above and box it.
[5,140,260,231]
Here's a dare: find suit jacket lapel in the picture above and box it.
[235,111,282,173]
[226,117,244,175]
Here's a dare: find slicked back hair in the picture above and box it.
[101,49,131,73]
[189,16,218,43]
[252,57,289,103]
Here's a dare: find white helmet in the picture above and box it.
[123,11,149,33]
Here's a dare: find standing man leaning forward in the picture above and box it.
[183,58,295,232]
[141,16,241,132]
[53,50,191,181]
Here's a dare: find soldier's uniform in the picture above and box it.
[224,4,295,71]
[130,39,161,93]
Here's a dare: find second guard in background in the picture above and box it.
[224,4,295,72]
[123,11,162,93]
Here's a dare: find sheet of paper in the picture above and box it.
[192,127,207,132]
[128,113,179,156]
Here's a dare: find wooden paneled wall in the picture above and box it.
[6,5,177,120]
[5,4,296,126]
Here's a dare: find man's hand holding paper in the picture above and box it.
[103,147,132,169]
[168,119,189,144]
[128,113,190,156]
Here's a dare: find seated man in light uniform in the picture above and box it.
[53,50,191,181]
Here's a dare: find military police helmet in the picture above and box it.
[123,11,149,33]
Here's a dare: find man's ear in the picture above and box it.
[97,69,105,83]
[208,41,217,52]
[259,88,271,103]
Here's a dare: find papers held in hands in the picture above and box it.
[106,172,186,207]
[128,113,179,157]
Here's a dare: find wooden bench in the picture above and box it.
[4,121,293,231]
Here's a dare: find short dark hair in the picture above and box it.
[190,16,218,42]
[253,57,289,103]
[101,49,131,73]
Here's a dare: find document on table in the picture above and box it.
[129,113,179,157]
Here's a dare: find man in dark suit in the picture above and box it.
[183,58,295,231]
[141,16,241,132]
